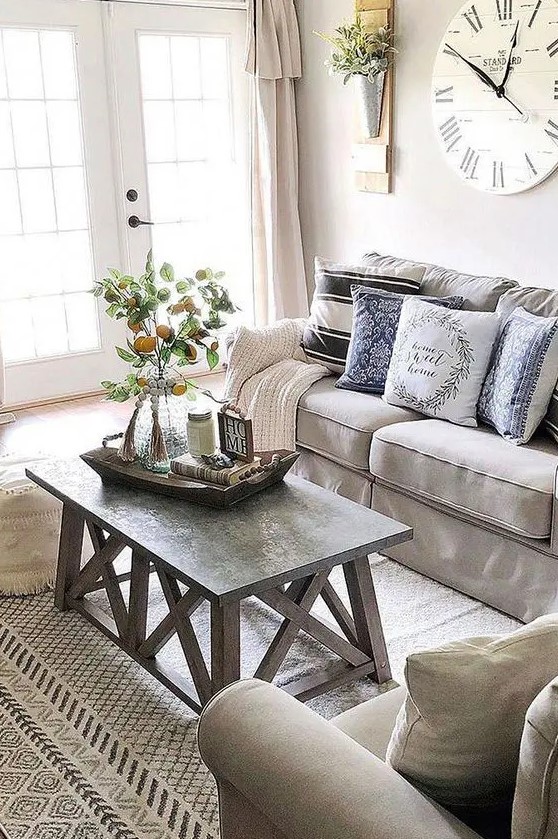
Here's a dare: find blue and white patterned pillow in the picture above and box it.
[478,307,558,446]
[336,287,464,395]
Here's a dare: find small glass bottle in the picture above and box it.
[187,409,216,457]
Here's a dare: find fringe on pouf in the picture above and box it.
[118,406,140,462]
[150,411,168,463]
[0,569,56,596]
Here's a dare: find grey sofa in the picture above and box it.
[198,677,558,839]
[282,257,558,622]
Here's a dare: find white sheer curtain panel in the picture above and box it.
[245,0,308,324]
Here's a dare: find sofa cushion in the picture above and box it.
[497,286,558,448]
[369,420,557,539]
[386,616,558,810]
[513,676,558,839]
[297,377,423,471]
[363,252,517,312]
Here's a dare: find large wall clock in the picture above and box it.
[432,0,558,194]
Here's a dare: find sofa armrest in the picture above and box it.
[198,680,481,839]
[224,319,308,401]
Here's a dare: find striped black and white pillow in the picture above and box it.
[302,257,426,372]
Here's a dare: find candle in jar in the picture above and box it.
[187,409,216,457]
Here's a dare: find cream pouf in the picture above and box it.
[0,454,62,595]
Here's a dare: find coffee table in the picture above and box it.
[27,459,412,714]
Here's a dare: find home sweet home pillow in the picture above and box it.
[302,257,425,373]
[384,299,500,426]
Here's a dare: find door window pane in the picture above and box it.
[0,103,14,167]
[138,32,238,275]
[40,31,77,100]
[19,168,56,233]
[11,102,50,167]
[0,28,99,362]
[47,101,83,166]
[3,30,43,99]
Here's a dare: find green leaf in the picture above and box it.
[206,347,219,370]
[132,357,146,368]
[176,281,189,294]
[214,271,225,280]
[100,381,114,390]
[116,346,136,363]
[145,249,154,273]
[109,268,121,280]
[105,303,121,318]
[186,389,197,401]
[160,262,175,283]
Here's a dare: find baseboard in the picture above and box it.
[4,368,225,412]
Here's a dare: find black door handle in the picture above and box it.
[128,215,154,228]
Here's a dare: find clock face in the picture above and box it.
[432,0,558,194]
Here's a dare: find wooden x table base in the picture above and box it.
[55,504,392,715]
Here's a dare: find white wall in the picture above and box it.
[296,0,557,297]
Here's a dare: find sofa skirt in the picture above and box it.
[373,483,558,623]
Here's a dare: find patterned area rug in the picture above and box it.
[0,556,521,839]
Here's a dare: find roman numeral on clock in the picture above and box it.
[546,119,558,145]
[435,85,454,104]
[496,0,513,21]
[555,80,558,100]
[460,147,480,179]
[549,38,558,59]
[525,153,538,177]
[492,161,505,189]
[440,116,462,152]
[528,0,542,28]
[464,4,483,33]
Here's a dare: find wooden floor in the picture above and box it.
[0,374,225,458]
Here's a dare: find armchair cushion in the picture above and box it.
[386,615,558,810]
[331,685,406,760]
[512,676,558,839]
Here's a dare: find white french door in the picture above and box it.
[108,2,252,327]
[0,0,251,406]
[0,0,124,406]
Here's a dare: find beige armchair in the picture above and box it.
[198,678,558,839]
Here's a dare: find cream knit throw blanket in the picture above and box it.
[224,319,329,451]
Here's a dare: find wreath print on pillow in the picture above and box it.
[384,299,500,427]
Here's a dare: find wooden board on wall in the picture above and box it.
[354,0,394,194]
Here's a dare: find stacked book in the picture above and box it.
[170,454,262,486]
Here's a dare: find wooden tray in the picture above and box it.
[80,448,300,509]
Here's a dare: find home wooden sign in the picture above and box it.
[218,409,254,463]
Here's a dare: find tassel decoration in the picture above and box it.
[150,410,168,463]
[118,405,140,462]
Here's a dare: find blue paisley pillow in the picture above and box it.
[336,287,464,395]
[478,307,558,445]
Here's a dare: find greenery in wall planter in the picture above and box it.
[315,16,396,139]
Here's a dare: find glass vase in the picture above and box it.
[134,390,190,473]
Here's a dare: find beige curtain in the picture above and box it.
[246,0,308,324]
